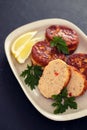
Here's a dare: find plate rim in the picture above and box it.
[4,18,87,121]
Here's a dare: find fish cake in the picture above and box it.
[31,40,65,66]
[45,25,79,53]
[67,66,87,97]
[66,53,87,80]
[38,59,71,98]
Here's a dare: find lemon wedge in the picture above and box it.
[11,31,37,56]
[11,31,43,63]
[16,38,41,63]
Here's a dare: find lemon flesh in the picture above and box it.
[11,31,37,55]
[11,31,43,64]
[16,38,41,63]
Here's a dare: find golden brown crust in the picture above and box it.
[66,53,87,80]
[45,25,79,53]
[31,55,41,66]
[31,40,66,67]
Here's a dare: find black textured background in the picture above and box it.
[0,0,87,129]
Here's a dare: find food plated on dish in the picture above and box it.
[4,19,87,121]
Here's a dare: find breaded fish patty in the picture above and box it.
[66,53,87,80]
[67,66,87,97]
[31,41,65,66]
[46,25,79,53]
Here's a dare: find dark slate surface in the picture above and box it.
[0,0,87,129]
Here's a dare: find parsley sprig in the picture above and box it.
[50,36,69,54]
[20,65,43,90]
[52,88,77,114]
[21,65,78,114]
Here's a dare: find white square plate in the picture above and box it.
[4,18,87,121]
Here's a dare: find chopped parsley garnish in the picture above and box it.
[50,36,69,54]
[52,88,77,114]
[20,65,43,90]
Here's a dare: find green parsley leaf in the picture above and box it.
[52,88,77,114]
[64,97,77,109]
[50,36,69,54]
[20,65,43,90]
